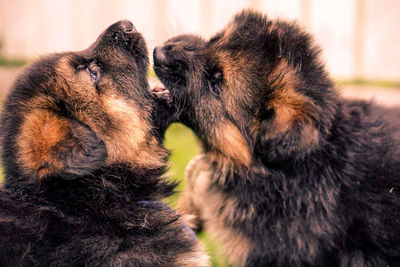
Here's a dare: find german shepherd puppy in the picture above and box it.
[0,20,208,266]
[153,10,400,267]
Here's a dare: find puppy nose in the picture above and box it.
[120,20,135,33]
[154,45,166,62]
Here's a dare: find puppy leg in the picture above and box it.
[176,154,213,231]
[177,190,203,231]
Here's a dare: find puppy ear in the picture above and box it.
[256,61,320,162]
[256,114,319,163]
[17,109,107,180]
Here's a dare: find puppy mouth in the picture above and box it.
[150,81,172,105]
[150,81,178,137]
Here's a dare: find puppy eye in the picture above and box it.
[76,62,101,84]
[210,71,223,96]
[89,69,97,81]
[210,81,220,95]
[183,46,195,52]
[213,71,222,81]
[87,63,101,83]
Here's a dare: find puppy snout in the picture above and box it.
[154,45,167,62]
[119,20,135,33]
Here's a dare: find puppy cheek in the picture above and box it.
[256,118,320,162]
[213,121,252,166]
[100,96,167,169]
[299,122,320,149]
[17,109,107,181]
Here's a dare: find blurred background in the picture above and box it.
[0,1,399,266]
[1,0,400,105]
[1,0,400,80]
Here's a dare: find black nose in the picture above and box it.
[154,45,166,62]
[120,20,135,33]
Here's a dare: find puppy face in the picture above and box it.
[154,10,337,165]
[1,20,167,181]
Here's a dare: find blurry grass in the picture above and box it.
[163,123,229,267]
[0,95,2,185]
[337,78,400,89]
[147,67,157,79]
[0,57,28,68]
[163,123,202,206]
[198,231,230,267]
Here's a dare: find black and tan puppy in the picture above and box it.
[153,10,400,267]
[0,20,208,266]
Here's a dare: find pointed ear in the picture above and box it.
[256,114,319,162]
[17,109,107,180]
[256,60,320,162]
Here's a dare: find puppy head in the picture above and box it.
[154,10,337,165]
[1,20,167,182]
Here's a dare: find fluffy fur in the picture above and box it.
[0,20,207,266]
[153,10,400,267]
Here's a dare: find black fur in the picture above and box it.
[0,20,206,266]
[154,10,400,267]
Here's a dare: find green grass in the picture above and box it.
[198,231,230,267]
[163,123,202,206]
[0,57,28,68]
[163,123,229,267]
[147,67,157,79]
[0,167,3,184]
[337,78,400,89]
[0,93,2,184]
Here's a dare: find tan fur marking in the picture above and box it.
[213,121,251,166]
[213,50,247,86]
[55,57,94,98]
[267,60,312,134]
[209,224,252,267]
[101,96,166,168]
[177,155,212,229]
[56,56,95,87]
[55,57,109,128]
[216,21,237,46]
[17,109,69,179]
[174,237,209,267]
[202,178,253,267]
[300,122,320,147]
[204,189,253,267]
[179,155,253,267]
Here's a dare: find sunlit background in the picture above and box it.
[0,1,399,266]
[1,0,400,79]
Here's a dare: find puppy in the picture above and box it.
[0,20,208,266]
[153,10,400,267]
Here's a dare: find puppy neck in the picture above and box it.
[4,163,175,208]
